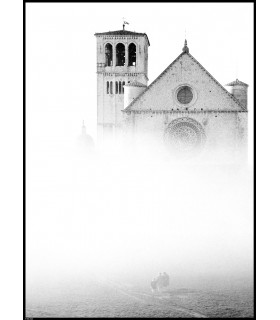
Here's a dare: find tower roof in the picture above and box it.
[124,80,147,87]
[225,79,249,87]
[94,30,150,46]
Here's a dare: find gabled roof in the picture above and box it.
[124,51,247,112]
[94,30,150,46]
[226,79,249,87]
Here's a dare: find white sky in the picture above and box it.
[26,2,254,155]
[2,0,279,319]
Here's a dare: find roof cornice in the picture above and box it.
[94,30,150,46]
[123,109,247,114]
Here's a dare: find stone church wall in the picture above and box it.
[122,52,248,160]
[123,110,247,160]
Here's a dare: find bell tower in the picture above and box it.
[94,27,150,140]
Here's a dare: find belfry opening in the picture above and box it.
[116,43,125,66]
[105,43,113,66]
[128,43,136,66]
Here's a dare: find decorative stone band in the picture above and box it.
[122,109,248,114]
[100,36,140,41]
[98,72,149,81]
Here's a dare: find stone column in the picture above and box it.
[125,43,128,67]
[112,41,116,67]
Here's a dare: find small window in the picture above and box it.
[122,81,125,94]
[119,81,122,94]
[110,81,113,94]
[106,81,109,94]
[115,81,118,94]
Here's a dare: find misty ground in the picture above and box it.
[26,277,253,318]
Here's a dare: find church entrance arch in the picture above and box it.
[164,117,206,153]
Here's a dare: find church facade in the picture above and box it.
[94,28,248,159]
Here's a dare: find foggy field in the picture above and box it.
[26,279,253,318]
[26,146,254,318]
[25,3,255,317]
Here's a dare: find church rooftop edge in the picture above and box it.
[94,29,150,46]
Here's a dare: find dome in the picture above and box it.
[125,80,147,87]
[78,133,94,145]
[225,79,248,87]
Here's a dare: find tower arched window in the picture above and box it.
[105,43,113,67]
[110,81,113,94]
[122,81,125,94]
[128,43,136,66]
[116,43,125,66]
[115,81,118,94]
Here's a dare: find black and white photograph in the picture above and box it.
[24,2,255,318]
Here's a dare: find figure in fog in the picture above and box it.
[150,272,170,293]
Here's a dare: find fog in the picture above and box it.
[26,139,253,296]
[25,3,254,317]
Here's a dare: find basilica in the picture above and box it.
[94,27,248,158]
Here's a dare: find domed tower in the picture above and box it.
[225,79,249,109]
[77,121,94,151]
[94,25,150,140]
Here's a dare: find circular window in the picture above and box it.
[177,86,193,104]
[165,118,206,153]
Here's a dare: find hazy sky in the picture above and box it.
[26,2,254,152]
[26,2,254,292]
